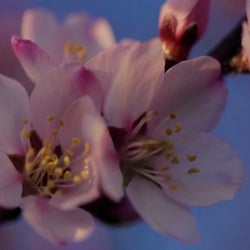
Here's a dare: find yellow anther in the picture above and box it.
[187,167,200,174]
[42,187,50,196]
[63,155,71,167]
[54,189,62,197]
[40,147,52,158]
[21,128,31,138]
[44,139,52,147]
[63,170,72,180]
[73,175,81,184]
[169,113,176,119]
[160,166,170,171]
[164,175,172,181]
[187,155,197,162]
[51,129,58,136]
[171,155,179,164]
[175,123,182,133]
[47,180,56,189]
[59,119,64,127]
[66,149,74,157]
[165,128,173,136]
[64,43,87,61]
[84,142,90,154]
[25,162,33,172]
[81,169,89,180]
[47,115,54,122]
[165,151,173,159]
[166,140,174,149]
[54,167,63,177]
[169,184,179,191]
[72,137,80,145]
[27,148,35,159]
[22,119,29,125]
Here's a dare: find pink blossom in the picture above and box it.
[21,8,115,64]
[159,0,210,62]
[86,39,246,243]
[0,59,122,244]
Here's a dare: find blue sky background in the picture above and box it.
[0,0,249,249]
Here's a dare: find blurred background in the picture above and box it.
[0,0,249,249]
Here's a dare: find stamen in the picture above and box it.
[63,170,72,180]
[21,128,31,138]
[47,115,54,122]
[63,156,71,167]
[175,123,182,133]
[54,167,63,178]
[165,128,173,136]
[160,166,170,171]
[73,175,81,184]
[187,155,197,162]
[72,137,80,145]
[171,155,179,164]
[187,167,200,174]
[81,169,89,180]
[168,113,176,119]
[169,184,179,191]
[164,175,172,180]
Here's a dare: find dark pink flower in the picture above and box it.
[87,39,246,243]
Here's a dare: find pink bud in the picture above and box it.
[159,0,210,62]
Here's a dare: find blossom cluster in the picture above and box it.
[0,0,248,246]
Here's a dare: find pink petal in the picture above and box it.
[87,39,165,129]
[21,8,64,62]
[30,63,102,140]
[90,18,116,49]
[0,74,29,154]
[11,35,58,83]
[150,56,226,132]
[58,96,123,203]
[127,176,199,243]
[242,22,250,61]
[155,130,246,206]
[0,152,22,208]
[22,196,94,245]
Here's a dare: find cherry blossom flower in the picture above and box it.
[159,0,210,62]
[21,8,115,64]
[86,39,246,243]
[0,60,121,244]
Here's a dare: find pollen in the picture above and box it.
[21,128,31,138]
[54,167,63,177]
[84,142,90,154]
[73,175,81,184]
[187,155,197,162]
[59,119,64,127]
[165,128,173,136]
[47,180,56,189]
[72,137,80,145]
[81,169,89,180]
[171,155,179,164]
[27,148,35,160]
[187,167,200,174]
[25,162,33,172]
[66,149,74,157]
[169,113,176,119]
[47,115,54,122]
[51,129,58,136]
[54,189,62,197]
[63,155,71,167]
[64,43,87,62]
[175,123,182,133]
[160,166,170,171]
[63,170,72,180]
[169,184,179,191]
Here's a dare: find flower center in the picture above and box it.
[64,42,87,62]
[20,115,91,198]
[121,112,200,189]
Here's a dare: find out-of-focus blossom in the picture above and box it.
[159,0,209,63]
[21,8,116,64]
[0,11,33,92]
[86,39,246,243]
[0,54,118,244]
